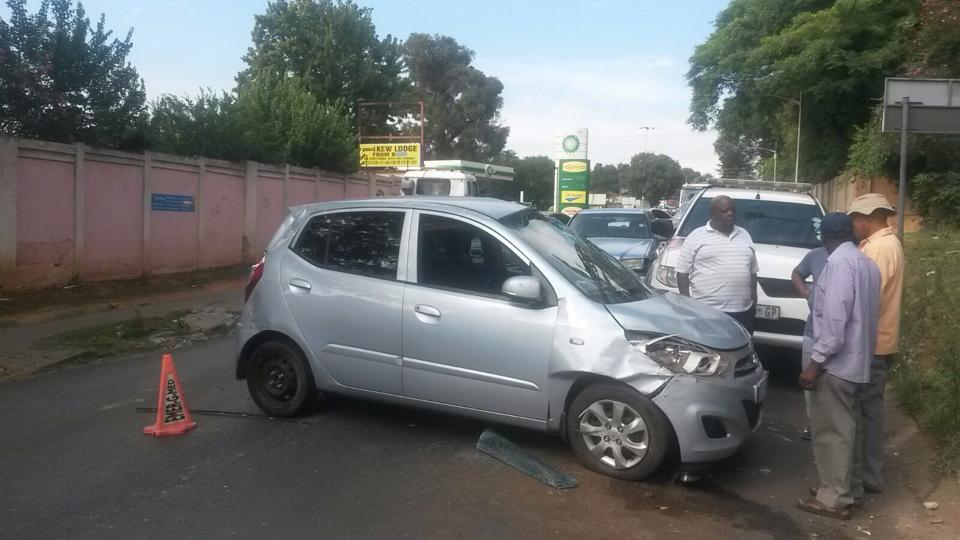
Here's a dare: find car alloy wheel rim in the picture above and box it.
[579,399,649,469]
[262,356,297,402]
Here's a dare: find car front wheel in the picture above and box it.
[566,382,671,481]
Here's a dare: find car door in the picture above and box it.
[281,209,409,395]
[401,211,558,420]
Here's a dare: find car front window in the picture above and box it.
[500,210,651,304]
[569,214,651,240]
[678,196,824,248]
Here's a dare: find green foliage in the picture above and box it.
[403,34,509,161]
[148,90,243,159]
[233,74,357,171]
[911,172,960,225]
[512,156,555,210]
[624,153,685,205]
[148,77,358,172]
[907,0,960,77]
[844,108,898,179]
[591,163,627,194]
[894,229,960,477]
[240,0,405,118]
[0,0,147,149]
[689,0,914,182]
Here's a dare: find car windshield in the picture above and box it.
[500,210,652,304]
[678,196,823,249]
[416,178,451,196]
[569,214,650,240]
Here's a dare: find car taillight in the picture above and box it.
[245,254,266,303]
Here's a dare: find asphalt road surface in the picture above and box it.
[0,339,926,539]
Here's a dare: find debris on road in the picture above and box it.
[476,429,577,489]
[182,307,238,333]
[924,501,939,510]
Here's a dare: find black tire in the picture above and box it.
[566,381,671,481]
[246,341,318,417]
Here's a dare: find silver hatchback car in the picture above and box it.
[237,198,768,480]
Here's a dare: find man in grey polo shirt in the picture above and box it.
[675,195,759,332]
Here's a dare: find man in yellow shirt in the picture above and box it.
[848,193,904,493]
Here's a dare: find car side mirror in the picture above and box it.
[502,276,542,303]
[651,218,674,239]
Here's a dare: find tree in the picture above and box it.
[240,0,405,118]
[0,0,147,149]
[148,77,358,172]
[688,0,913,182]
[512,155,555,210]
[591,163,627,194]
[625,153,685,205]
[148,90,243,160]
[233,74,358,171]
[907,0,960,77]
[403,33,509,161]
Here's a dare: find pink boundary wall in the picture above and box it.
[0,137,399,289]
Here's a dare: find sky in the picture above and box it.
[1,0,729,173]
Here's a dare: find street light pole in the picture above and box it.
[638,126,655,153]
[794,92,802,183]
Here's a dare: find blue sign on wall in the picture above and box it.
[151,193,195,212]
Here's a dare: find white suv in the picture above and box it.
[647,180,825,351]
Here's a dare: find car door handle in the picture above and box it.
[414,304,441,318]
[289,278,312,292]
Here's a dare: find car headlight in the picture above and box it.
[655,265,678,288]
[621,258,646,272]
[627,333,728,377]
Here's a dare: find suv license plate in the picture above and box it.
[756,305,780,320]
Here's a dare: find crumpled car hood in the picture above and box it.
[605,292,750,350]
[588,237,656,260]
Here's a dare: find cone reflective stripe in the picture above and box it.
[143,354,196,437]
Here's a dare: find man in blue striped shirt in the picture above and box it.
[676,195,759,332]
[796,213,880,521]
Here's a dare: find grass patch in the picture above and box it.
[32,310,194,359]
[893,227,960,477]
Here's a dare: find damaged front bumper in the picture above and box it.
[650,351,767,464]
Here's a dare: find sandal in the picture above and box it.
[796,497,851,520]
[808,487,862,508]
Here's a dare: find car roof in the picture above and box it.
[290,197,528,220]
[700,186,819,205]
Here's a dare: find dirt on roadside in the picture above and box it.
[0,266,248,326]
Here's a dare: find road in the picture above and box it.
[0,338,943,539]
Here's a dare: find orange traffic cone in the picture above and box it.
[143,353,197,437]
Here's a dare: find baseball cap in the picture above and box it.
[820,212,856,242]
[847,193,896,216]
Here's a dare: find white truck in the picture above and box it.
[399,160,514,197]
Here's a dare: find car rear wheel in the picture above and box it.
[566,382,671,481]
[247,341,317,417]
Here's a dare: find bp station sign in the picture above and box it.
[554,129,590,216]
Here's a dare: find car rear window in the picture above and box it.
[569,214,650,239]
[679,196,823,249]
